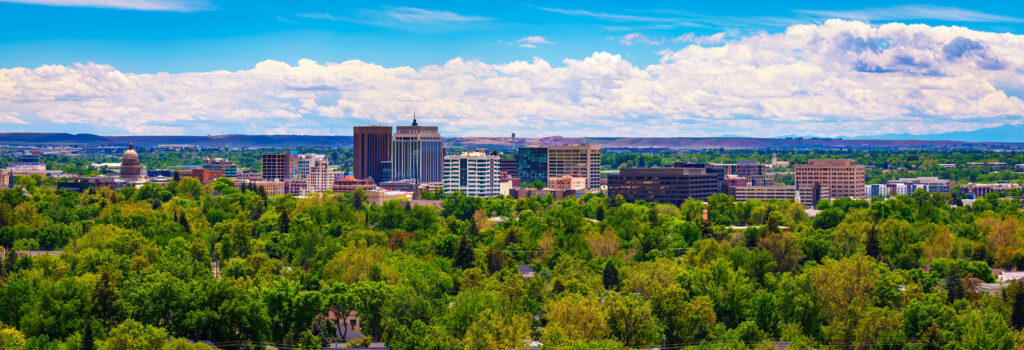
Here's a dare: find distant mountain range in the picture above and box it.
[849,124,1024,143]
[0,133,1022,150]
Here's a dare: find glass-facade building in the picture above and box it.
[517,147,548,186]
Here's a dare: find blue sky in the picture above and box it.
[1,0,1023,138]
[2,0,1023,72]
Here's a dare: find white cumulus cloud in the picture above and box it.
[1,20,1023,137]
[618,33,664,46]
[516,36,554,48]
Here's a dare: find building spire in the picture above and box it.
[412,112,418,126]
[128,142,133,150]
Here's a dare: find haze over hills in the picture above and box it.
[848,124,1024,143]
[1,133,1023,150]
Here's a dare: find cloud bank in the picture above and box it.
[1,20,1023,137]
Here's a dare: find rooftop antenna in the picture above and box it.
[412,112,418,126]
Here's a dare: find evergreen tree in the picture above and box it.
[945,270,965,304]
[865,226,881,258]
[595,205,605,221]
[82,320,95,350]
[603,262,619,290]
[4,248,18,276]
[454,234,475,269]
[178,212,191,234]
[485,247,505,274]
[1011,281,1024,329]
[468,218,479,237]
[279,210,290,233]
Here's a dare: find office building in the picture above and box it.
[887,177,950,193]
[795,159,865,206]
[443,151,501,198]
[508,187,578,200]
[961,183,1021,198]
[202,158,237,177]
[607,167,722,205]
[708,161,773,185]
[119,143,144,181]
[176,169,223,185]
[392,118,443,183]
[235,179,287,196]
[734,186,799,202]
[548,144,601,191]
[548,175,586,191]
[499,157,518,179]
[354,126,393,183]
[517,147,548,186]
[17,152,40,164]
[367,189,413,205]
[297,154,332,194]
[262,153,297,180]
[333,174,376,193]
[0,169,9,189]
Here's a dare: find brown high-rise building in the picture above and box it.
[262,153,297,180]
[354,126,392,183]
[794,159,865,206]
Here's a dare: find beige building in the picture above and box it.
[547,144,601,191]
[367,189,413,205]
[734,185,798,202]
[298,154,332,194]
[236,180,287,196]
[0,169,9,188]
[548,175,587,191]
[795,159,864,205]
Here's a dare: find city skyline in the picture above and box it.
[1,1,1023,139]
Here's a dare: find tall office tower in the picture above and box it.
[608,167,723,205]
[547,144,601,191]
[119,143,143,181]
[262,152,297,180]
[392,118,443,183]
[517,147,548,186]
[443,151,501,198]
[354,126,392,183]
[795,159,865,206]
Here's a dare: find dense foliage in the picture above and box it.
[1,155,1024,349]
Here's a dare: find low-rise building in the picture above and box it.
[367,189,413,205]
[733,185,799,202]
[203,157,237,177]
[334,174,376,193]
[235,179,287,196]
[548,175,587,191]
[176,168,224,185]
[508,187,578,200]
[607,167,722,205]
[961,183,1022,198]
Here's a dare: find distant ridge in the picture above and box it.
[0,133,354,147]
[0,133,1022,150]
